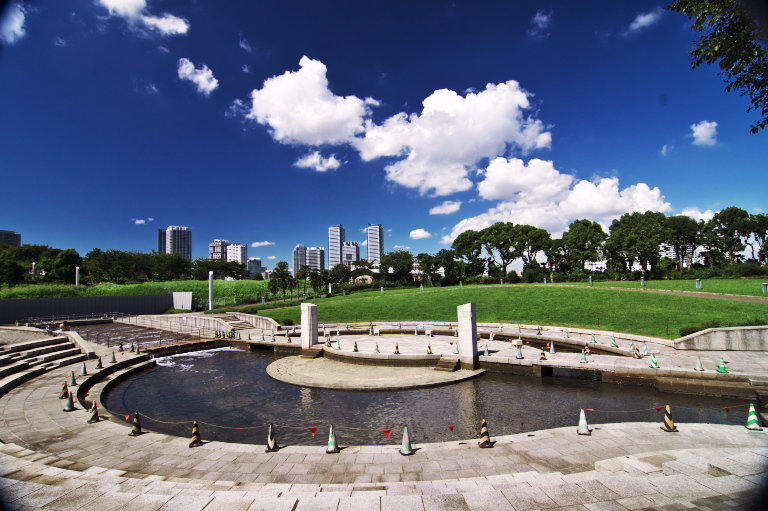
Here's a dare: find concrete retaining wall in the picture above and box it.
[674,326,768,351]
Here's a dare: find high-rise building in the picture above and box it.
[342,241,360,266]
[366,223,384,264]
[293,244,307,273]
[307,247,325,271]
[157,229,166,253]
[247,258,262,277]
[0,230,21,247]
[164,226,192,260]
[328,224,345,268]
[226,243,248,265]
[209,239,230,260]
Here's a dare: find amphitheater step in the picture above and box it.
[52,353,89,368]
[302,347,323,358]
[0,360,32,379]
[14,341,74,361]
[434,357,459,372]
[29,347,83,365]
[1,336,70,353]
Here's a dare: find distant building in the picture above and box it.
[293,244,307,274]
[157,229,166,253]
[247,258,262,277]
[328,224,345,267]
[342,241,360,266]
[209,239,230,260]
[0,230,21,247]
[366,223,384,264]
[162,226,192,260]
[226,243,248,265]
[307,247,325,271]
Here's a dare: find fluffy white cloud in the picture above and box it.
[429,200,462,215]
[239,33,252,52]
[246,56,376,145]
[626,6,664,33]
[242,64,251,74]
[131,217,153,225]
[529,9,552,38]
[393,245,410,250]
[410,229,433,240]
[177,58,218,96]
[267,256,276,260]
[477,157,573,204]
[680,207,715,222]
[661,144,673,156]
[98,0,189,36]
[691,120,718,146]
[0,1,26,44]
[355,82,551,196]
[294,151,342,172]
[252,241,275,248]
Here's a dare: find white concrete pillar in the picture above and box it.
[208,271,214,310]
[301,303,318,349]
[75,267,80,286]
[457,302,478,370]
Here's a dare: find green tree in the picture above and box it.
[415,253,438,284]
[452,230,486,277]
[379,250,414,282]
[270,261,291,300]
[0,254,25,289]
[295,265,311,294]
[748,213,768,262]
[606,212,672,276]
[668,0,768,133]
[435,249,461,284]
[665,215,701,269]
[511,224,551,271]
[151,251,192,280]
[709,206,750,261]
[480,222,519,277]
[543,238,571,279]
[50,249,82,284]
[330,263,352,287]
[563,220,607,270]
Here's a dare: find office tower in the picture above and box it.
[226,243,248,265]
[157,229,166,253]
[209,239,230,260]
[293,244,307,273]
[0,230,21,247]
[328,224,345,268]
[342,241,360,266]
[247,258,262,277]
[366,223,384,264]
[307,247,325,271]
[165,226,192,260]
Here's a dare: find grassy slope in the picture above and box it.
[256,285,768,339]
[556,279,768,297]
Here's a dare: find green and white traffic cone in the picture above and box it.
[135,344,141,355]
[649,353,660,368]
[516,346,523,359]
[248,333,251,340]
[642,344,650,357]
[611,337,618,348]
[478,419,494,448]
[337,340,342,350]
[577,409,591,435]
[580,350,588,364]
[265,423,279,452]
[718,357,729,374]
[591,334,596,343]
[549,342,556,354]
[484,344,489,356]
[261,332,265,341]
[414,327,418,336]
[628,341,635,351]
[489,332,494,341]
[375,342,380,353]
[69,371,78,387]
[746,404,763,431]
[62,393,75,412]
[326,424,341,453]
[80,363,88,377]
[87,402,100,424]
[454,343,460,354]
[694,356,705,371]
[454,330,458,337]
[400,426,415,455]
[564,330,570,339]
[369,327,373,336]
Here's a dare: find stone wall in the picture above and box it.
[674,326,768,351]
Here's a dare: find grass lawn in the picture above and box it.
[255,285,768,339]
[554,278,768,297]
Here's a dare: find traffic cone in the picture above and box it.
[326,337,332,347]
[59,381,69,399]
[746,404,763,431]
[540,351,547,361]
[62,393,75,412]
[265,423,279,452]
[537,326,542,335]
[649,353,660,368]
[454,330,458,337]
[261,332,265,341]
[414,327,418,336]
[580,351,588,364]
[336,340,342,350]
[130,343,135,353]
[629,341,636,351]
[189,420,203,447]
[427,344,433,354]
[128,412,143,436]
[611,337,618,348]
[94,357,103,369]
[87,402,100,424]
[399,426,415,455]
[80,363,88,377]
[286,334,291,343]
[660,405,678,432]
[375,342,380,353]
[591,334,596,343]
[353,342,359,352]
[718,357,729,374]
[248,333,251,340]
[369,328,373,336]
[549,342,556,354]
[454,343,460,354]
[642,344,650,356]
[69,371,78,387]
[694,356,704,371]
[478,419,494,448]
[516,347,523,359]
[577,409,591,435]
[118,342,124,352]
[564,330,570,339]
[135,344,141,355]
[326,424,341,453]
[110,352,117,364]
[394,343,400,354]
[633,347,642,359]
[517,324,522,333]
[484,344,489,356]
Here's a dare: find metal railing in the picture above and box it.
[25,312,133,325]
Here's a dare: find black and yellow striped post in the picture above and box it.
[478,419,494,448]
[265,423,279,452]
[537,326,542,335]
[87,402,100,424]
[394,343,400,355]
[427,344,433,355]
[128,412,143,436]
[95,357,103,369]
[660,405,678,432]
[59,381,69,400]
[353,342,359,352]
[189,420,203,447]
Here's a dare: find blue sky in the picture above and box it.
[1,0,766,268]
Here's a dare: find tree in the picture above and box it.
[544,238,571,278]
[665,215,701,269]
[379,250,414,282]
[668,0,768,133]
[563,220,607,270]
[748,213,768,262]
[330,263,352,287]
[480,223,519,277]
[151,251,192,280]
[452,229,486,277]
[511,225,551,271]
[270,261,291,300]
[50,248,82,284]
[415,253,438,284]
[435,249,461,284]
[709,206,750,261]
[295,265,310,294]
[308,268,323,294]
[0,256,24,289]
[606,212,671,276]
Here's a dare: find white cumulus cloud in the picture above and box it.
[661,144,673,156]
[267,255,276,260]
[252,241,275,248]
[393,245,410,250]
[131,217,153,225]
[245,56,376,146]
[429,200,462,215]
[98,0,189,36]
[680,207,715,222]
[477,158,573,204]
[626,6,664,33]
[177,58,218,96]
[691,120,718,146]
[0,1,26,44]
[239,32,252,52]
[529,10,552,39]
[294,151,342,172]
[410,229,433,240]
[141,14,189,35]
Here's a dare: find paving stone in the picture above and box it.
[338,495,380,511]
[460,490,515,511]
[381,494,424,511]
[245,496,299,511]
[501,485,557,509]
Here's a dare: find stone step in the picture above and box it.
[1,336,69,353]
[29,347,82,365]
[0,351,23,366]
[52,353,89,368]
[0,359,31,378]
[302,347,323,358]
[13,341,74,361]
[434,357,459,372]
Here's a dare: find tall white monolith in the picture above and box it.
[301,303,318,349]
[457,303,479,370]
[208,271,214,310]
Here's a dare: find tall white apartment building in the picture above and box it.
[209,239,230,260]
[293,244,307,273]
[342,241,360,266]
[162,226,192,260]
[366,223,384,264]
[307,247,325,271]
[328,224,345,268]
[226,243,248,265]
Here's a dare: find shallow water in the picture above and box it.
[103,348,752,446]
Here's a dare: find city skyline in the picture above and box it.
[2,1,766,267]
